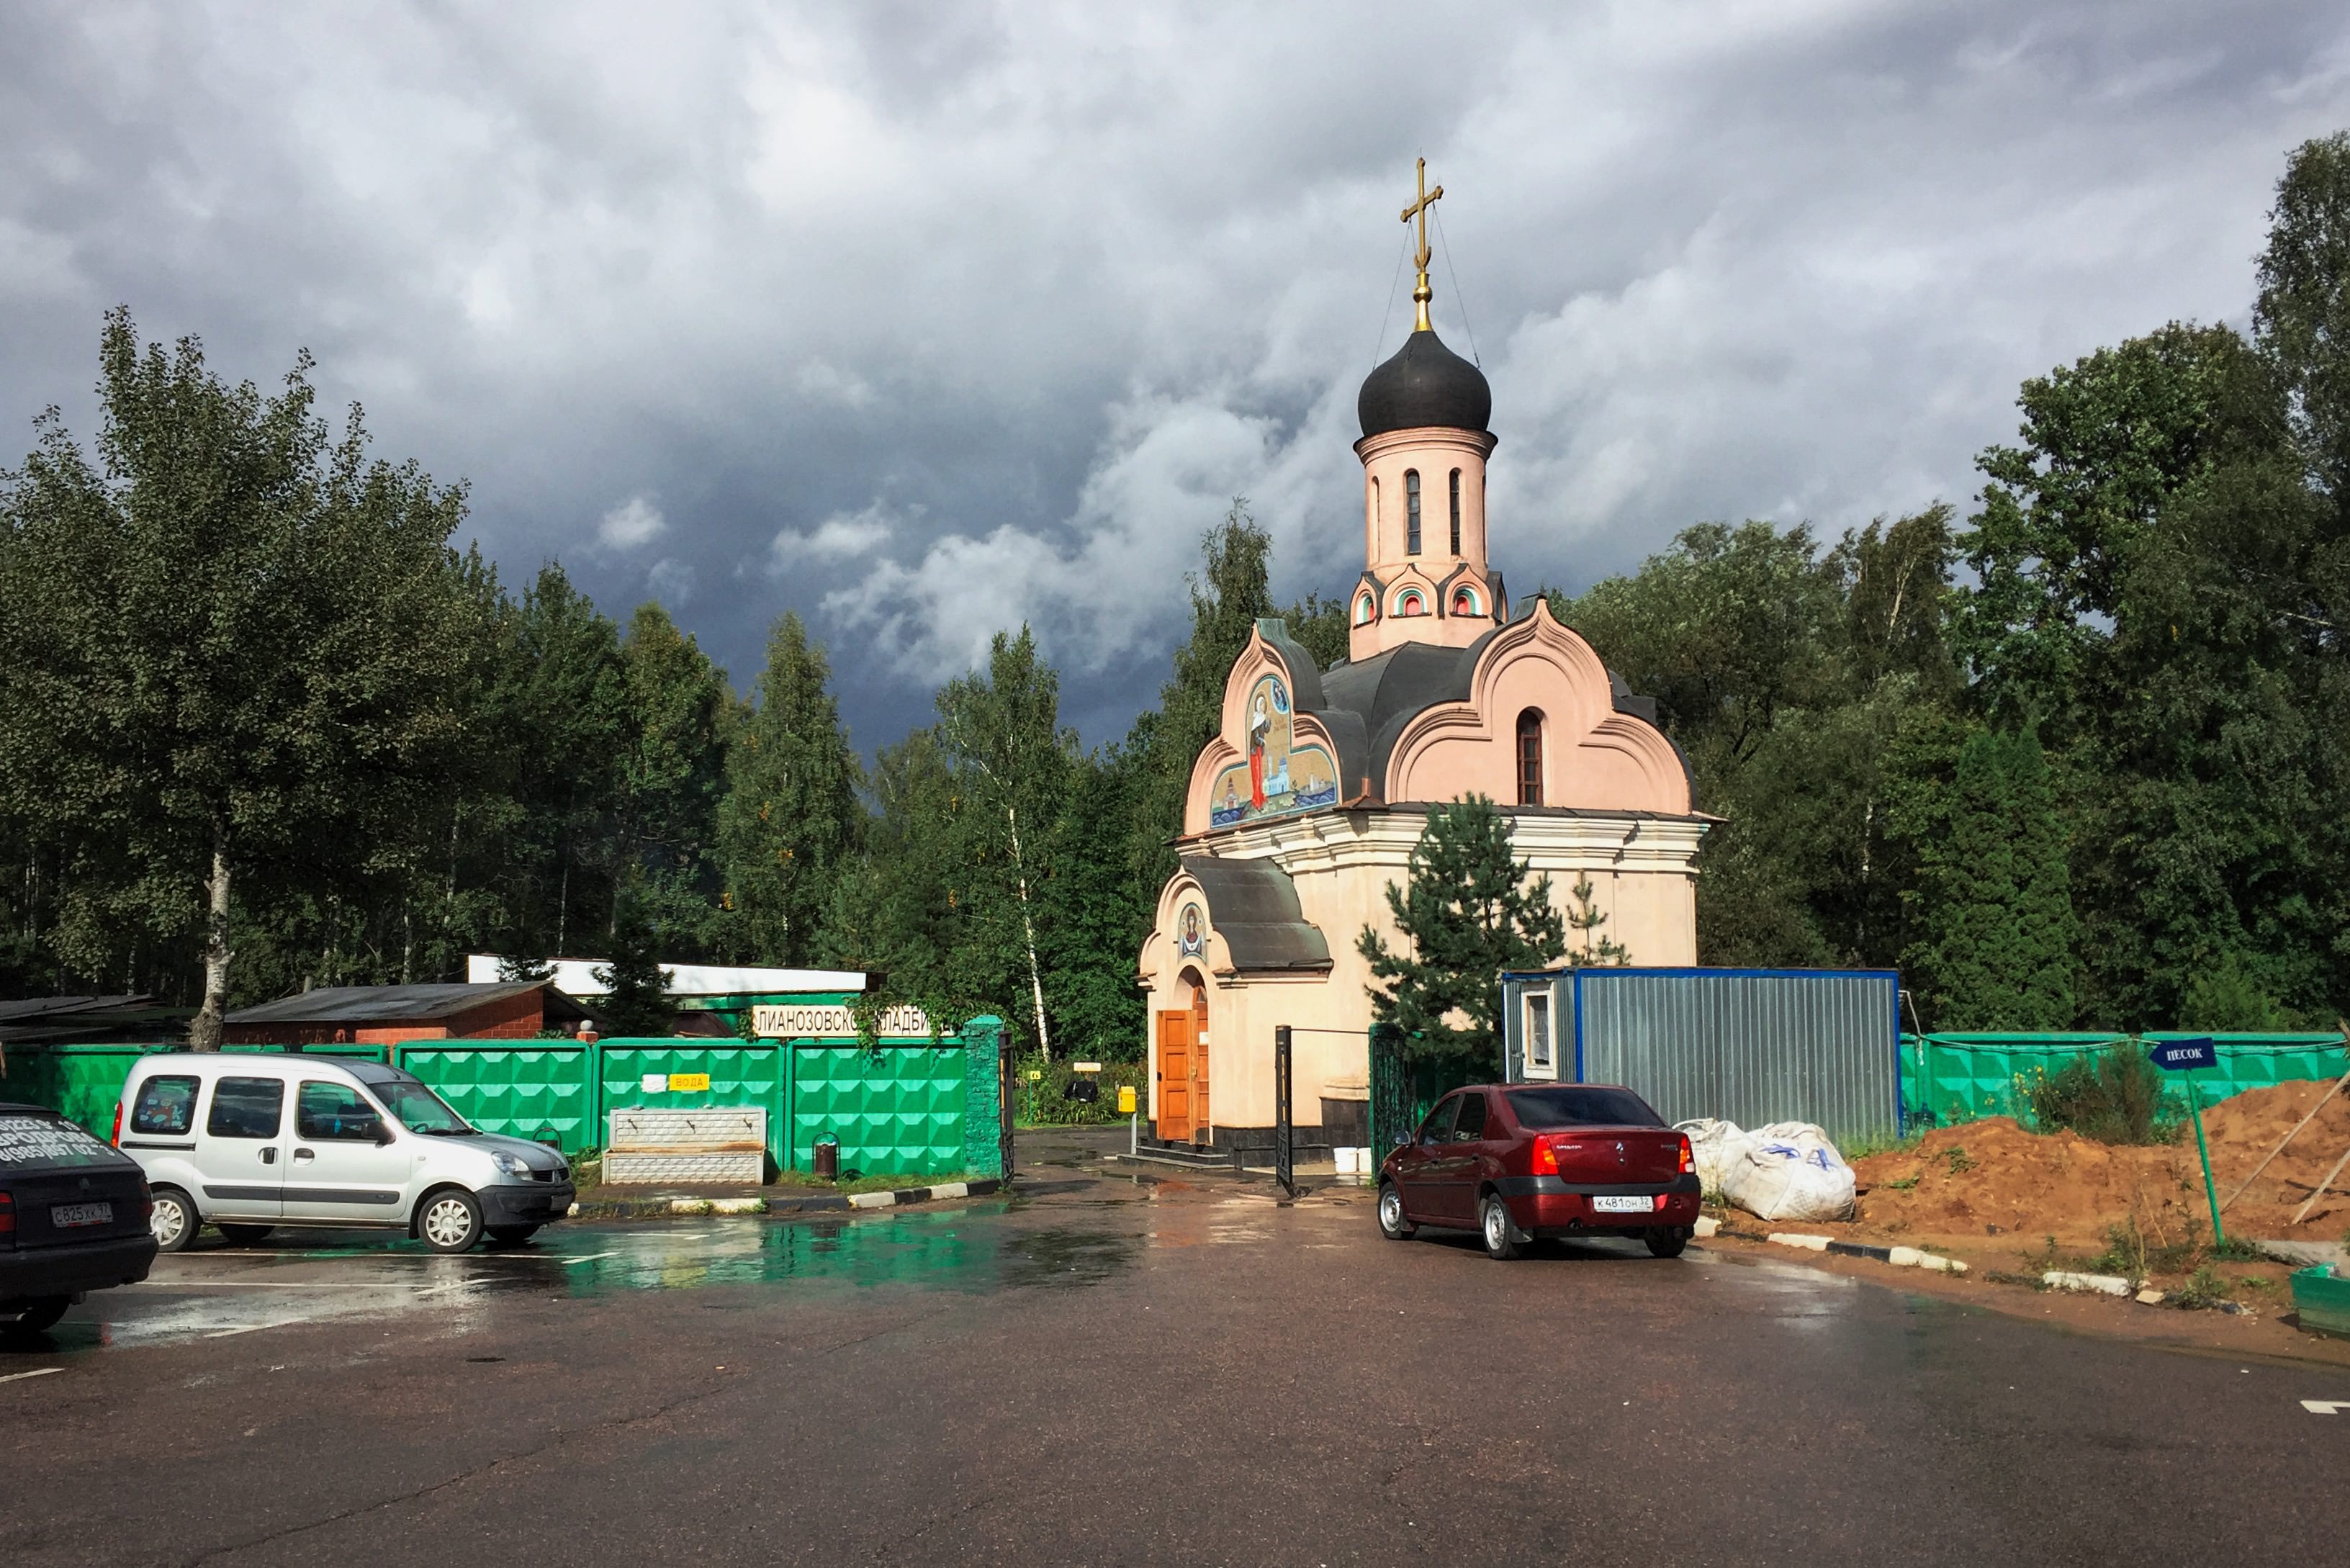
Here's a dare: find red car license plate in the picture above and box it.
[1590,1195,1655,1214]
[51,1201,113,1227]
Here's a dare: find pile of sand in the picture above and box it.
[1847,1073,2350,1250]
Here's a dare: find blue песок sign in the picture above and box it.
[2150,1037,2217,1072]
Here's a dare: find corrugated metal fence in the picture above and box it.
[0,1019,1007,1181]
[1503,968,1902,1147]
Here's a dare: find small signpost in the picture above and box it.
[2150,1036,2225,1245]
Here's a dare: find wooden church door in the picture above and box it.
[1189,983,1210,1137]
[1156,979,1212,1144]
[1156,1009,1192,1142]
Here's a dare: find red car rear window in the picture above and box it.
[1505,1086,1664,1130]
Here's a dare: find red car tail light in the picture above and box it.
[1532,1136,1559,1176]
[0,1191,14,1247]
[112,1098,125,1145]
[1678,1134,1695,1174]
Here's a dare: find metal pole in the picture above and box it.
[2187,1070,2223,1246]
[1274,1024,1295,1197]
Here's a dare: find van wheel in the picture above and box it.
[418,1189,485,1253]
[215,1225,274,1247]
[1480,1194,1523,1261]
[150,1188,199,1253]
[2,1297,70,1338]
[485,1225,539,1248]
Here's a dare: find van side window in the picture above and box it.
[207,1077,285,1140]
[297,1081,382,1141]
[131,1074,201,1135]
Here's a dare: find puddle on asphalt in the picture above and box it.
[5,1207,1145,1356]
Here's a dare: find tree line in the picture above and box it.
[4,135,2345,1047]
[1554,132,2350,1032]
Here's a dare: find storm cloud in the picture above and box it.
[5,2,2347,746]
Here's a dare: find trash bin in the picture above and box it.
[813,1135,839,1181]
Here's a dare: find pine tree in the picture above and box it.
[1358,795,1567,1075]
[1563,876,1630,967]
[1902,728,2079,1029]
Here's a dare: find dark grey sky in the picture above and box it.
[6,3,2347,750]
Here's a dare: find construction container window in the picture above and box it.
[1526,993,1552,1074]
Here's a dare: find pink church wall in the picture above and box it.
[1386,600,1690,813]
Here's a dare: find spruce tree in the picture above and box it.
[1358,796,1567,1075]
[593,901,675,1037]
[716,613,860,965]
[1903,728,2079,1029]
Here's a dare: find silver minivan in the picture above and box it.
[114,1053,575,1253]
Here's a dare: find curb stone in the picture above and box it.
[1747,1228,1969,1274]
[567,1176,1003,1222]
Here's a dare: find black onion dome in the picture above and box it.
[1357,326,1491,438]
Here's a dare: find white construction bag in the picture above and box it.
[1673,1118,1750,1199]
[1720,1121,1855,1222]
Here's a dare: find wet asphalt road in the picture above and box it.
[4,1150,2349,1567]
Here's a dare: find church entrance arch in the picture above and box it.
[1155,972,1211,1144]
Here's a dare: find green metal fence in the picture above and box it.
[1,1017,1010,1182]
[397,1040,595,1153]
[1902,1032,2350,1129]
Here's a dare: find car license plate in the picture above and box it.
[52,1201,113,1227]
[1590,1195,1654,1214]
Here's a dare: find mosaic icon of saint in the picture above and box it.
[1248,688,1271,808]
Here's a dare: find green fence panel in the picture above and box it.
[595,1040,787,1168]
[789,1041,968,1178]
[1,1044,156,1137]
[961,1017,1004,1179]
[1903,1032,2350,1129]
[396,1040,595,1153]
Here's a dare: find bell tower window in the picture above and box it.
[1354,591,1375,626]
[1516,710,1544,807]
[1405,470,1421,555]
[1449,469,1462,555]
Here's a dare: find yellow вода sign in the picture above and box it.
[666,1072,711,1092]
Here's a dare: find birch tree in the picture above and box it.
[0,310,471,1045]
[937,628,1075,1060]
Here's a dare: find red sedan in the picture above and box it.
[1377,1082,1700,1259]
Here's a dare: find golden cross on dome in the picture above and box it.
[1399,157,1444,331]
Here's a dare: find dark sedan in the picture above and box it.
[1377,1082,1701,1260]
[1,1101,158,1335]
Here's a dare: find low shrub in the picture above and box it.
[2025,1040,2177,1145]
[1014,1055,1147,1126]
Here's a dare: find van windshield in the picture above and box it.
[374,1078,473,1135]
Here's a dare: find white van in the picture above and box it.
[114,1053,575,1253]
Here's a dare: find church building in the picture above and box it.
[1137,167,1710,1151]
